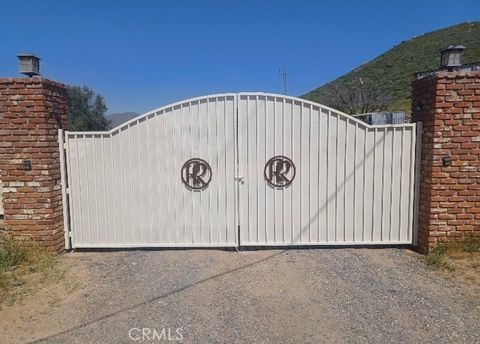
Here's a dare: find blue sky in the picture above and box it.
[0,0,478,114]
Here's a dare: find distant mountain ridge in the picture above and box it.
[107,112,140,128]
[302,22,480,113]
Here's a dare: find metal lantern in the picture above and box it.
[17,53,41,77]
[440,45,465,69]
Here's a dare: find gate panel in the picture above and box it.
[237,93,419,245]
[65,94,237,248]
[63,92,420,249]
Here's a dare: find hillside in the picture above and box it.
[107,112,140,128]
[302,22,480,113]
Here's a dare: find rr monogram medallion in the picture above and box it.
[181,158,212,190]
[264,156,296,188]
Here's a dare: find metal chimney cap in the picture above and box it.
[17,53,41,59]
[17,53,41,77]
[440,45,465,52]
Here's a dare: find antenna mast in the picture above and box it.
[279,66,289,95]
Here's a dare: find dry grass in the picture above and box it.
[0,234,65,306]
[425,236,480,293]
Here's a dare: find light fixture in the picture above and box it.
[442,156,452,167]
[17,53,41,77]
[440,46,465,69]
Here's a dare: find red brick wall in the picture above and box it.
[412,71,480,252]
[0,77,68,252]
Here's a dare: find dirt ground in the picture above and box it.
[0,248,479,344]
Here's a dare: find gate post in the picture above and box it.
[411,70,480,253]
[0,77,69,252]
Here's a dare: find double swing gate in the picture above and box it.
[60,93,421,249]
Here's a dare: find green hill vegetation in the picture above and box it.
[302,22,480,114]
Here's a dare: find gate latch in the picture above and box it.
[235,176,246,184]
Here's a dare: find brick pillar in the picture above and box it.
[0,77,68,252]
[412,71,480,252]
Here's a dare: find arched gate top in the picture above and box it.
[67,92,414,136]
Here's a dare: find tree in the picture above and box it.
[324,76,392,115]
[67,86,110,131]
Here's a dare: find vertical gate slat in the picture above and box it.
[380,129,387,241]
[198,101,205,243]
[337,115,342,242]
[265,97,273,242]
[91,136,98,244]
[119,129,126,243]
[148,115,156,244]
[390,128,399,241]
[344,121,355,242]
[246,96,252,243]
[275,98,284,242]
[152,115,159,244]
[256,97,261,243]
[143,120,150,244]
[82,136,91,245]
[309,106,319,243]
[212,101,218,244]
[328,112,337,242]
[108,133,115,244]
[136,123,144,244]
[206,99,212,244]
[284,99,293,243]
[361,128,368,242]
[217,100,226,244]
[272,96,277,243]
[381,128,391,242]
[260,97,267,243]
[130,124,136,244]
[185,105,191,243]
[318,109,328,242]
[192,103,199,243]
[73,136,82,245]
[372,129,381,241]
[222,98,228,244]
[226,96,236,244]
[293,101,302,243]
[300,103,310,242]
[398,127,405,241]
[100,135,107,244]
[352,123,358,242]
[370,129,377,242]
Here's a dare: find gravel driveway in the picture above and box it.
[4,248,480,343]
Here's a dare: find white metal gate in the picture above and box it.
[62,94,237,248]
[237,94,421,246]
[60,93,421,249]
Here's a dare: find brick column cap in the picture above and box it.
[0,77,66,89]
[413,70,480,83]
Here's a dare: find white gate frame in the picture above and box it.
[58,93,423,249]
[413,122,422,246]
[236,93,422,246]
[58,129,71,249]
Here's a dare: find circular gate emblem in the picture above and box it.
[264,156,296,188]
[181,158,212,190]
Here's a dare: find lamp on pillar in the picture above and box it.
[440,45,465,70]
[17,53,41,77]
